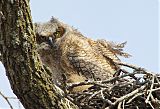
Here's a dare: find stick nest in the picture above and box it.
[67,62,160,109]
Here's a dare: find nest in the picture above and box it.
[67,62,160,109]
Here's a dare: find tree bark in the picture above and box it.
[0,0,78,109]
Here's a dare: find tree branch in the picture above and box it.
[0,0,77,109]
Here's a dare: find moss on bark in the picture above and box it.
[0,0,78,109]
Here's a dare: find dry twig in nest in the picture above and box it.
[67,62,160,109]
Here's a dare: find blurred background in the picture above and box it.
[0,0,159,108]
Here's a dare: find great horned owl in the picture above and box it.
[35,18,130,92]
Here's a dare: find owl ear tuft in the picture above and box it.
[50,17,59,23]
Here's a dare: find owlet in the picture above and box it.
[35,17,131,92]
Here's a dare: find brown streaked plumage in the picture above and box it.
[35,18,131,92]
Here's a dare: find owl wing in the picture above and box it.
[96,40,131,61]
[66,35,117,81]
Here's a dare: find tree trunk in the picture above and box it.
[0,0,78,109]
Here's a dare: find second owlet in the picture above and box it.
[35,18,130,92]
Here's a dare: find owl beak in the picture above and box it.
[48,37,54,47]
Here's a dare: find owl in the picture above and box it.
[35,17,130,92]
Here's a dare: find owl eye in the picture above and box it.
[41,36,47,41]
[53,31,61,38]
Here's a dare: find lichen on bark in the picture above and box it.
[0,0,77,109]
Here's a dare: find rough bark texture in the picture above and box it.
[0,0,78,109]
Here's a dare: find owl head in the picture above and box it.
[35,17,74,46]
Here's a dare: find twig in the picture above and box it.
[122,100,125,109]
[127,92,144,104]
[117,101,122,109]
[67,61,160,109]
[121,69,138,80]
[148,87,160,92]
[148,101,155,109]
[109,81,133,92]
[116,61,156,75]
[88,88,106,100]
[145,75,155,103]
[67,71,138,90]
[155,76,160,84]
[112,84,147,106]
[0,91,14,109]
